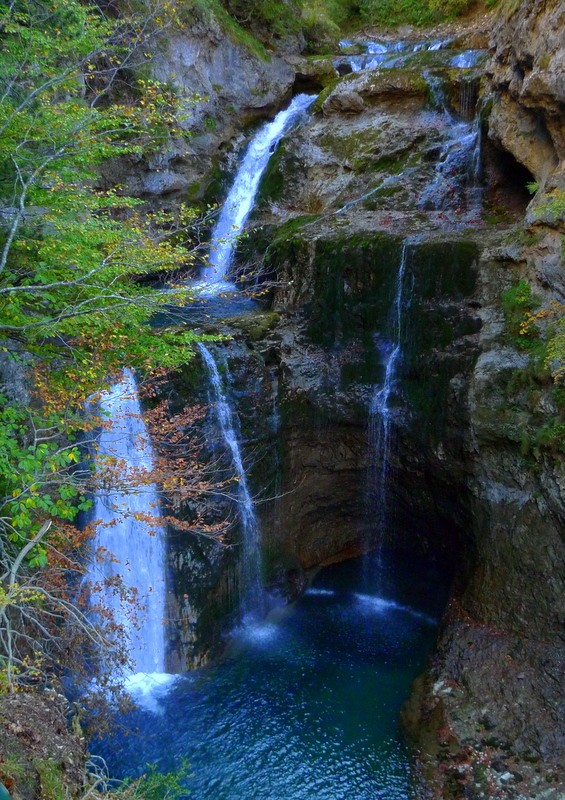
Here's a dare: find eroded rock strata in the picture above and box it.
[154,5,564,796]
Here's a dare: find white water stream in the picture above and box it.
[367,242,410,552]
[419,71,482,213]
[198,344,264,618]
[199,93,315,293]
[88,369,175,704]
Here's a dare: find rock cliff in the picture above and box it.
[99,5,295,204]
[109,4,564,797]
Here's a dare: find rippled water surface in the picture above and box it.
[95,555,447,800]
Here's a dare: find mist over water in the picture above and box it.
[93,554,447,800]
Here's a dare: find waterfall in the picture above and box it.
[201,93,316,290]
[88,369,168,678]
[367,242,410,550]
[335,37,452,74]
[419,73,483,213]
[198,344,263,618]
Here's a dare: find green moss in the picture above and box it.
[318,128,379,167]
[271,215,321,242]
[538,54,551,70]
[219,0,302,46]
[0,757,26,785]
[229,312,281,341]
[301,2,341,53]
[345,68,428,97]
[362,184,402,209]
[482,204,512,225]
[311,78,340,113]
[203,160,231,207]
[358,0,474,27]
[506,355,551,398]
[408,240,479,301]
[305,231,404,345]
[552,385,565,409]
[532,189,565,225]
[304,0,360,30]
[179,0,270,62]
[34,760,65,800]
[400,240,480,439]
[256,142,295,206]
[534,421,565,454]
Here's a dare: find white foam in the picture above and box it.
[354,593,436,625]
[366,41,388,54]
[237,621,279,646]
[190,278,238,298]
[123,672,179,714]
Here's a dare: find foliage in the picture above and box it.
[502,279,564,387]
[357,0,475,27]
[318,0,360,29]
[181,0,269,60]
[35,759,66,800]
[0,401,90,563]
[115,759,192,800]
[218,0,301,47]
[0,0,216,691]
[521,301,565,384]
[3,754,192,800]
[0,0,207,394]
[533,420,565,454]
[501,279,539,340]
[531,189,565,224]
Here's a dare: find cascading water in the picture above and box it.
[89,26,476,793]
[367,242,410,560]
[200,93,316,292]
[419,72,483,214]
[88,369,169,683]
[334,38,485,218]
[335,37,455,74]
[198,343,263,618]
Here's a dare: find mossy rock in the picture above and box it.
[316,127,388,170]
[229,312,281,341]
[34,761,65,800]
[276,229,405,345]
[268,231,481,439]
[184,157,231,209]
[361,68,428,99]
[311,77,341,113]
[336,67,428,99]
[294,56,339,90]
[255,141,304,207]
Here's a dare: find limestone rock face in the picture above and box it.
[487,0,565,184]
[322,69,428,116]
[99,13,295,202]
[151,27,295,135]
[148,11,563,795]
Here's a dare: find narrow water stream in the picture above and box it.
[94,554,446,800]
[198,343,264,618]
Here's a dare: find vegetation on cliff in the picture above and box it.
[216,0,480,51]
[0,0,212,697]
[0,0,215,794]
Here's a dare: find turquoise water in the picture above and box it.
[95,554,446,800]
